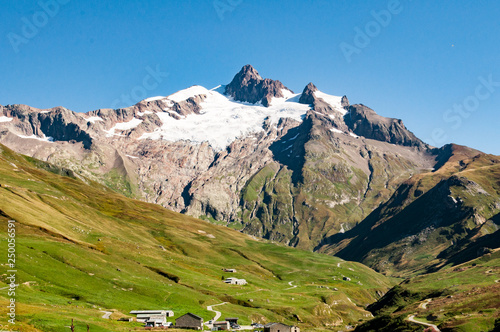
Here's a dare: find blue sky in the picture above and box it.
[1,0,499,154]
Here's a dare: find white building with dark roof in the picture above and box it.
[129,309,174,327]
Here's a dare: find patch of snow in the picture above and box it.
[286,132,300,141]
[0,116,13,123]
[137,111,153,116]
[86,116,104,123]
[281,88,295,99]
[314,90,347,115]
[126,155,139,159]
[105,118,143,137]
[163,100,174,107]
[140,89,311,150]
[112,118,143,131]
[330,128,343,134]
[339,223,345,234]
[143,96,165,102]
[167,85,209,103]
[349,132,359,138]
[17,134,54,143]
[40,110,51,114]
[210,84,227,95]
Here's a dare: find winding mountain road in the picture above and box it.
[407,315,440,331]
[206,302,227,323]
[407,299,440,331]
[419,298,432,309]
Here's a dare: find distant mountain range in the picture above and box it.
[1,64,499,277]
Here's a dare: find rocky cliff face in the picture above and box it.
[1,65,497,268]
[345,104,424,148]
[1,104,93,148]
[298,82,318,105]
[225,64,293,106]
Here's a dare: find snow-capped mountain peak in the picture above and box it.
[138,86,311,150]
[166,85,210,103]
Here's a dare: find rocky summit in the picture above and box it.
[225,64,293,106]
[1,65,498,277]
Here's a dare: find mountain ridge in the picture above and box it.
[1,64,498,278]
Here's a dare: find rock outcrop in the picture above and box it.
[341,95,349,108]
[225,64,293,106]
[298,82,318,105]
[344,104,425,148]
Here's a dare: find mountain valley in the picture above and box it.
[1,65,499,331]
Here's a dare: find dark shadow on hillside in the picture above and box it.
[316,177,474,264]
[269,118,311,184]
[428,212,500,270]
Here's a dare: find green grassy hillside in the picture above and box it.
[0,144,395,331]
[355,250,500,331]
[319,145,500,277]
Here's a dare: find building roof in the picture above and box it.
[265,322,290,327]
[130,310,173,315]
[178,312,203,321]
[225,278,246,282]
[213,321,229,325]
[225,317,239,320]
